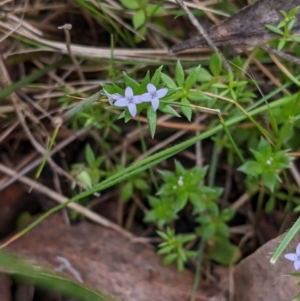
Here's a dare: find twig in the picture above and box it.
[262,45,300,65]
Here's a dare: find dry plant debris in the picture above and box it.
[171,0,300,52]
[1,0,300,300]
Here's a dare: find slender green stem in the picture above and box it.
[190,239,205,301]
[271,217,300,264]
[275,90,300,151]
[35,126,60,179]
[220,117,245,163]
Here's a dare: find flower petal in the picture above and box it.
[151,98,160,111]
[147,83,156,93]
[125,87,134,98]
[139,92,152,102]
[296,243,300,256]
[107,93,122,105]
[133,95,142,104]
[284,253,297,261]
[128,103,137,117]
[114,98,128,107]
[111,93,123,100]
[294,260,300,270]
[156,88,168,98]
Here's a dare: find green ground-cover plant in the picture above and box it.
[2,1,300,300]
[266,6,300,50]
[34,56,298,272]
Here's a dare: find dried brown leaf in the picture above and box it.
[171,0,300,52]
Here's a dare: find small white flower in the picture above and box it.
[103,89,122,105]
[177,176,184,186]
[140,83,168,111]
[266,158,273,166]
[284,243,300,270]
[114,87,141,117]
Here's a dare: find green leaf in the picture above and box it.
[196,67,212,82]
[187,91,211,102]
[262,171,278,192]
[112,83,124,94]
[159,104,181,117]
[157,230,169,240]
[147,106,157,138]
[209,52,222,77]
[197,224,215,239]
[176,192,188,210]
[176,258,184,272]
[180,97,192,121]
[258,137,272,154]
[181,234,196,243]
[220,208,235,221]
[238,161,262,176]
[123,72,140,90]
[157,246,173,255]
[265,24,283,35]
[77,171,93,189]
[197,215,212,224]
[287,18,296,32]
[101,84,116,94]
[184,65,200,90]
[277,20,286,29]
[85,144,95,166]
[146,4,163,16]
[119,0,139,9]
[216,223,229,237]
[163,253,177,265]
[161,73,178,89]
[137,71,150,94]
[175,60,185,87]
[265,195,275,213]
[291,35,300,43]
[134,25,147,42]
[151,66,163,86]
[193,166,209,181]
[174,160,185,175]
[178,247,187,262]
[277,39,286,51]
[158,170,175,182]
[133,178,149,191]
[208,239,241,264]
[120,182,133,202]
[133,10,146,29]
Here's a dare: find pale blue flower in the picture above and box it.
[113,87,141,117]
[103,89,122,105]
[140,83,168,111]
[284,243,300,270]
